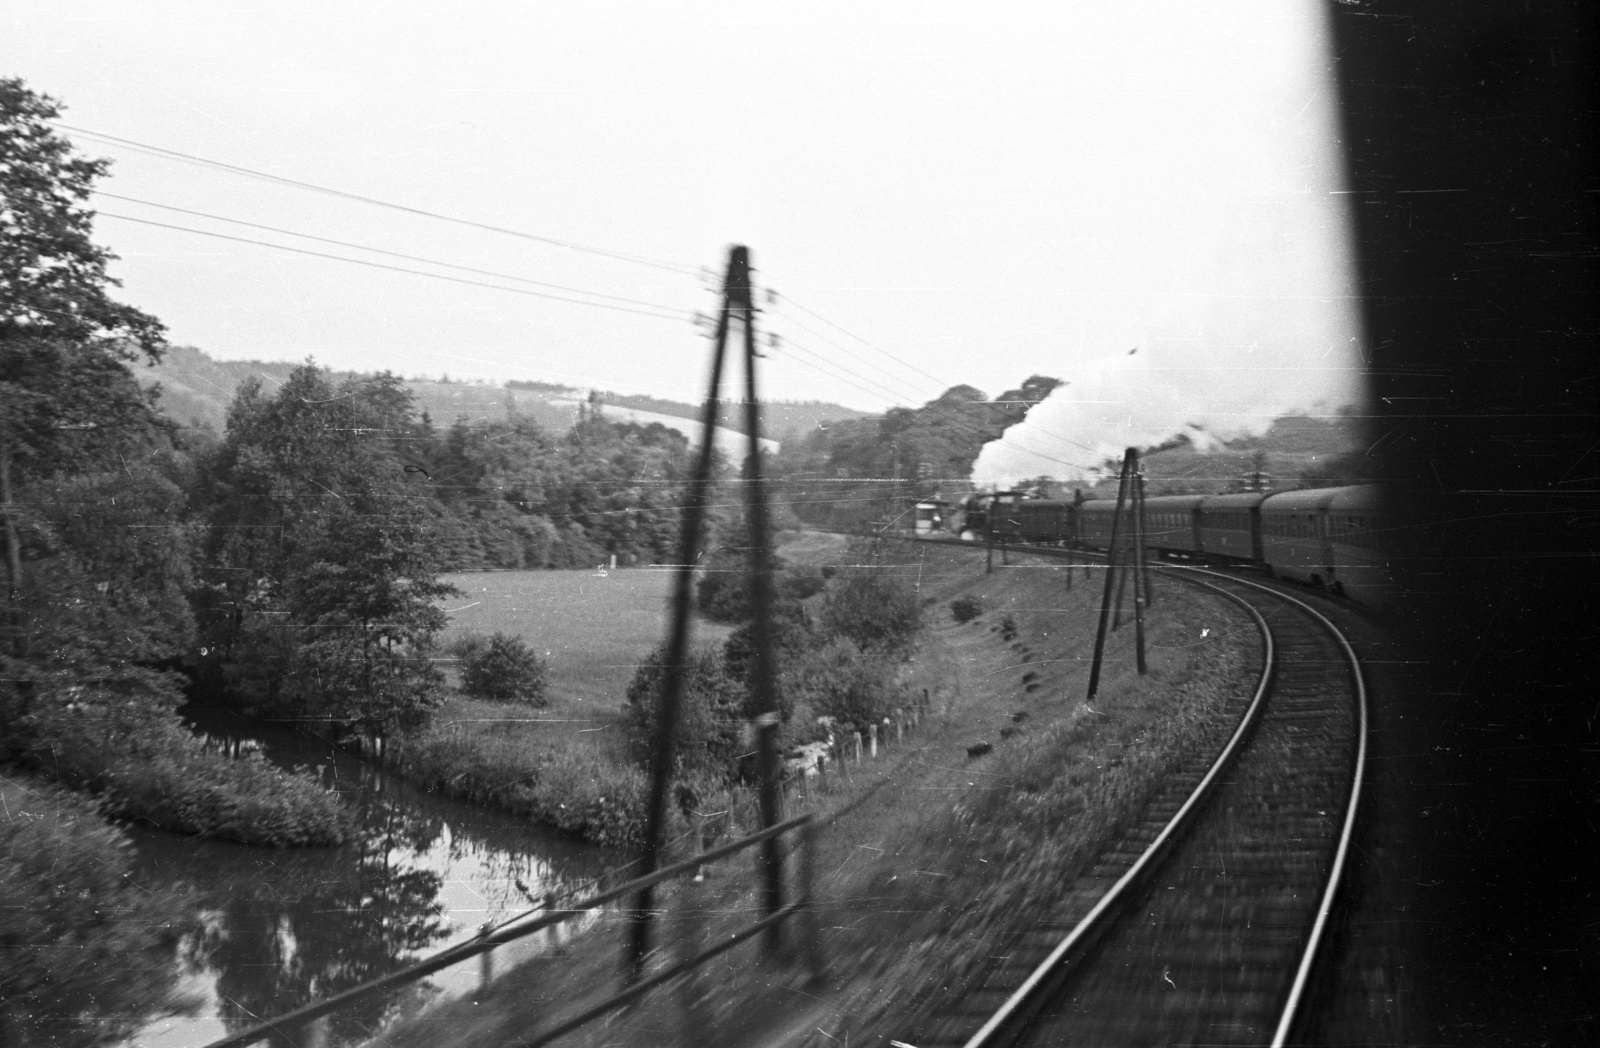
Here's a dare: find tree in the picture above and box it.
[1,78,177,747]
[200,364,455,730]
[0,78,164,357]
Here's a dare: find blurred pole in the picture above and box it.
[628,246,737,981]
[1086,450,1134,702]
[1130,450,1148,675]
[1136,459,1155,606]
[739,250,786,952]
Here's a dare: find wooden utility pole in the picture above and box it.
[630,246,744,979]
[1086,450,1135,701]
[739,253,785,955]
[1130,450,1148,675]
[1135,460,1155,607]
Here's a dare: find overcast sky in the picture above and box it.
[6,1,1363,481]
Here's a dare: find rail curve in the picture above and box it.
[897,545,1368,1047]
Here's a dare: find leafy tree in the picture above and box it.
[625,643,746,779]
[820,565,924,654]
[200,365,455,730]
[0,78,165,356]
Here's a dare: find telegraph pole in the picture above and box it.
[629,245,786,976]
[1086,450,1135,701]
[1130,450,1149,675]
[739,254,785,954]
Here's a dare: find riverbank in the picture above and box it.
[374,544,1263,1047]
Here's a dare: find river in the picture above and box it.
[119,708,620,1048]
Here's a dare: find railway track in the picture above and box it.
[896,554,1368,1048]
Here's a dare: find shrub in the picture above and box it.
[459,632,548,705]
[625,643,747,779]
[695,549,750,622]
[23,669,351,846]
[820,567,923,653]
[782,638,904,728]
[950,595,984,623]
[1,783,191,1046]
[778,569,827,601]
[390,718,668,850]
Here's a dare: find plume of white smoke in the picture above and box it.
[972,290,1365,489]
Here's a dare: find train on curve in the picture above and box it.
[957,484,1392,608]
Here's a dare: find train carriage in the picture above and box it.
[1325,485,1394,607]
[1077,497,1118,551]
[1259,487,1340,585]
[1141,494,1204,555]
[1014,499,1075,545]
[1196,493,1268,562]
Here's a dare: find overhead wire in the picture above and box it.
[66,124,1103,472]
[96,191,696,316]
[55,123,702,277]
[100,212,694,323]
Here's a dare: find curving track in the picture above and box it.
[897,551,1367,1048]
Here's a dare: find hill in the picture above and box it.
[1078,409,1373,496]
[137,346,862,451]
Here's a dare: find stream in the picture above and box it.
[118,707,619,1048]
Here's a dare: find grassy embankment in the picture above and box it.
[376,541,1262,1048]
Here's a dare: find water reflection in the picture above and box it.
[120,711,617,1048]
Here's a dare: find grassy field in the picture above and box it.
[385,566,737,847]
[439,566,734,719]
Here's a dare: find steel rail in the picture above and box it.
[901,534,1368,1045]
[1164,565,1370,1047]
[955,573,1276,1048]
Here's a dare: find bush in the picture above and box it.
[778,569,827,601]
[782,638,904,728]
[625,643,747,779]
[389,719,666,850]
[459,632,548,705]
[23,668,351,846]
[820,567,924,653]
[695,549,750,622]
[1,783,191,1047]
[950,595,984,623]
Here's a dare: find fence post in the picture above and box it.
[800,817,825,987]
[816,753,828,792]
[853,731,862,763]
[676,864,711,1044]
[868,723,878,758]
[303,1016,330,1048]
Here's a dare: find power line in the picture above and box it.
[56,122,701,277]
[775,290,958,392]
[99,212,695,322]
[96,191,695,316]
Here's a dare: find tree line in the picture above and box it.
[0,77,703,841]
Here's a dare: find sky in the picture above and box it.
[5,1,1364,482]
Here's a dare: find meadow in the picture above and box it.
[386,566,737,847]
[439,566,734,715]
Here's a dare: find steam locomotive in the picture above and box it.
[957,484,1391,608]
